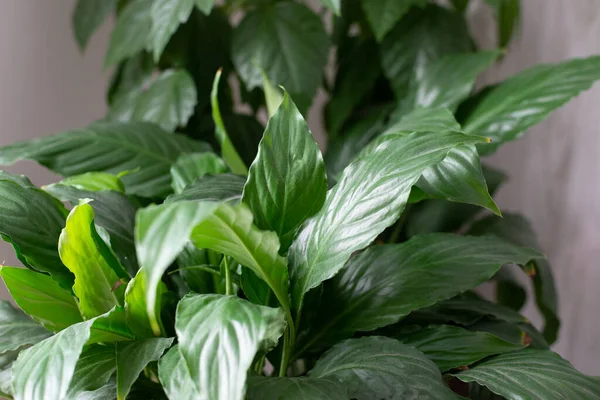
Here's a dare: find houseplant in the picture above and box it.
[0,0,598,398]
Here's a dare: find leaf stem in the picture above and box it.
[167,264,220,277]
[224,257,233,296]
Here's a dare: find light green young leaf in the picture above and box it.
[310,337,457,400]
[485,0,520,48]
[0,266,82,332]
[158,345,200,400]
[454,349,600,399]
[47,172,125,193]
[108,69,198,132]
[232,2,328,107]
[170,152,227,194]
[116,338,174,400]
[288,130,488,317]
[149,0,197,61]
[105,0,152,67]
[0,121,211,198]
[67,345,117,398]
[362,0,427,41]
[59,202,125,319]
[464,55,600,155]
[124,272,167,338]
[0,301,50,354]
[247,376,347,400]
[211,70,248,175]
[175,294,285,400]
[72,0,115,50]
[261,70,283,118]
[242,93,327,252]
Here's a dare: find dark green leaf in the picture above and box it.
[0,301,50,353]
[464,56,600,155]
[0,349,18,398]
[495,269,527,311]
[0,122,211,198]
[166,174,245,203]
[362,0,427,42]
[0,267,82,332]
[247,376,347,400]
[175,294,285,399]
[72,0,115,50]
[309,336,457,400]
[451,0,470,12]
[108,53,155,106]
[105,0,152,67]
[88,307,135,343]
[67,345,117,398]
[242,93,327,252]
[454,349,600,399]
[149,0,197,61]
[469,319,548,350]
[485,0,520,48]
[170,153,227,194]
[158,345,200,400]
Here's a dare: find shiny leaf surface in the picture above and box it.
[67,345,117,398]
[170,152,227,194]
[47,172,125,193]
[105,0,152,67]
[0,301,50,354]
[362,0,427,41]
[158,345,200,400]
[72,0,115,50]
[166,173,245,203]
[247,376,347,400]
[149,0,197,61]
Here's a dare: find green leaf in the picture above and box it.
[318,0,340,15]
[247,376,347,400]
[451,0,470,12]
[288,130,488,317]
[59,202,125,319]
[261,70,283,118]
[485,0,520,48]
[166,173,245,203]
[158,345,200,400]
[108,53,155,106]
[88,306,135,344]
[232,2,329,105]
[211,70,248,175]
[0,301,50,353]
[397,325,523,371]
[362,0,427,41]
[309,336,458,400]
[380,5,472,97]
[105,0,152,67]
[116,338,174,400]
[170,152,227,194]
[67,345,117,398]
[453,349,600,399]
[298,234,542,352]
[0,349,18,398]
[0,267,82,332]
[108,69,198,132]
[0,121,211,198]
[195,0,215,15]
[175,294,285,400]
[149,0,196,61]
[242,93,327,253]
[469,319,548,350]
[72,0,115,50]
[464,56,600,154]
[0,178,72,287]
[124,272,166,338]
[47,172,125,193]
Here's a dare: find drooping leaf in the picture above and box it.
[67,345,117,398]
[453,349,600,399]
[170,152,227,194]
[309,336,457,400]
[149,0,197,61]
[318,0,340,16]
[232,2,329,106]
[0,267,82,332]
[464,56,600,155]
[166,173,245,203]
[108,69,198,132]
[485,0,520,48]
[362,0,427,42]
[380,5,472,97]
[397,325,523,371]
[0,178,72,287]
[158,345,200,400]
[72,0,116,50]
[247,376,347,400]
[105,0,152,67]
[0,301,50,354]
[47,172,125,193]
[59,202,125,319]
[0,121,211,198]
[175,294,286,400]
[298,234,542,351]
[242,93,327,252]
[288,130,488,317]
[116,338,174,400]
[468,318,549,350]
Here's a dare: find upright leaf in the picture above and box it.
[72,0,115,50]
[362,0,427,41]
[463,56,600,154]
[0,122,211,198]
[105,0,152,67]
[288,130,488,316]
[170,152,227,194]
[0,267,82,332]
[247,376,347,400]
[242,93,327,252]
[196,0,215,15]
[124,272,166,338]
[158,345,200,400]
[149,0,196,61]
[485,0,520,48]
[175,294,285,400]
[310,337,457,400]
[0,301,50,354]
[59,202,125,319]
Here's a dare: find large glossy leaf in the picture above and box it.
[485,0,520,48]
[0,178,71,287]
[464,56,600,154]
[380,5,472,97]
[108,69,197,132]
[310,337,457,400]
[288,130,488,317]
[397,325,523,371]
[247,376,347,400]
[242,93,327,252]
[298,234,542,352]
[232,2,328,106]
[116,338,174,400]
[149,0,196,61]
[72,0,115,50]
[166,174,245,203]
[454,349,600,399]
[0,301,50,354]
[0,267,82,332]
[0,122,211,198]
[105,0,152,67]
[46,172,125,193]
[175,294,286,400]
[361,0,427,41]
[170,153,227,194]
[158,345,200,400]
[67,345,117,398]
[87,307,135,344]
[59,202,125,319]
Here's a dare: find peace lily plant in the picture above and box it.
[0,0,599,399]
